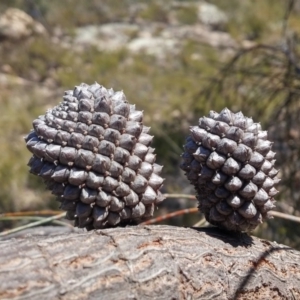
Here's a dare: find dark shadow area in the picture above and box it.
[191,226,254,247]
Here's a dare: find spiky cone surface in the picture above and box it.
[180,108,280,232]
[25,82,165,229]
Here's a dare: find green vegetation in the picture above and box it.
[0,0,300,249]
[138,2,169,23]
[175,5,198,25]
[209,0,291,41]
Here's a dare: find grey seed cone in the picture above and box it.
[181,108,279,232]
[26,82,165,229]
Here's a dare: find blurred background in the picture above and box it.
[0,0,300,249]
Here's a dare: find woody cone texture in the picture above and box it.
[180,108,280,232]
[25,83,164,229]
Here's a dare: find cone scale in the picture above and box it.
[25,83,165,229]
[181,108,279,232]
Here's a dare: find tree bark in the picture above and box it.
[0,225,299,300]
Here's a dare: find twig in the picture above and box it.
[151,194,300,226]
[2,196,300,235]
[140,207,198,225]
[0,216,72,227]
[192,217,207,227]
[163,193,196,200]
[269,211,300,223]
[0,210,62,217]
[141,207,300,226]
[282,0,295,38]
[0,212,66,237]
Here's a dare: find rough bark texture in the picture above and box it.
[0,225,300,300]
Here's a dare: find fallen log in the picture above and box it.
[0,225,299,299]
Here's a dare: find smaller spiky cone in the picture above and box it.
[25,82,165,229]
[180,108,280,232]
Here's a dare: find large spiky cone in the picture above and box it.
[25,82,164,229]
[180,108,280,232]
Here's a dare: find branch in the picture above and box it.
[0,225,299,299]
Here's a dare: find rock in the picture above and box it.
[0,73,56,101]
[0,64,13,74]
[74,23,179,58]
[73,21,235,58]
[0,8,46,40]
[197,2,228,29]
[187,25,236,48]
[162,25,237,49]
[127,36,179,58]
[0,73,31,86]
[74,23,139,51]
